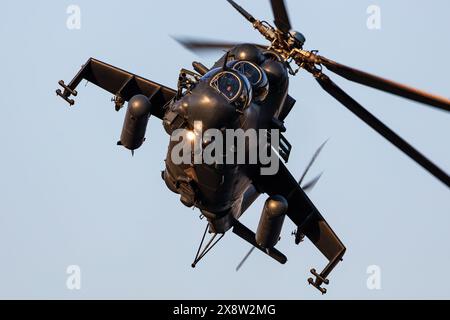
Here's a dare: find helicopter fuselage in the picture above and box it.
[161,44,291,233]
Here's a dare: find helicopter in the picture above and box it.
[56,0,450,294]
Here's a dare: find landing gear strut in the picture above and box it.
[191,224,225,268]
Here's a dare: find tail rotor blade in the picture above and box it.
[302,172,323,192]
[236,246,256,271]
[298,139,328,185]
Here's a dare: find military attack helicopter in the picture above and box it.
[56,0,450,294]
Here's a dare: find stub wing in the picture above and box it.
[252,160,346,294]
[56,58,176,119]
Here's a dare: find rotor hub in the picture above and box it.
[289,30,306,47]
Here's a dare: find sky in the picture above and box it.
[0,0,449,299]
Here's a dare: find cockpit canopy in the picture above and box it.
[204,68,252,110]
[201,59,270,111]
[210,71,242,101]
[228,60,269,102]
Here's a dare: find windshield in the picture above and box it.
[210,71,242,101]
[232,61,262,85]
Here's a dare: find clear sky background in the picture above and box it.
[0,0,449,299]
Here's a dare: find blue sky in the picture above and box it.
[0,0,449,299]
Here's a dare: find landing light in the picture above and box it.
[186,130,196,142]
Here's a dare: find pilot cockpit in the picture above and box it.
[207,69,252,110]
[211,71,242,100]
[228,60,269,102]
[201,59,269,111]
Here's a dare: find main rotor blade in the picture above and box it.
[319,56,450,112]
[270,0,292,33]
[173,37,266,54]
[236,246,255,271]
[316,73,450,188]
[298,139,328,185]
[174,37,238,51]
[226,0,256,24]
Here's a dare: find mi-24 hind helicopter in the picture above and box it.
[56,0,450,294]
